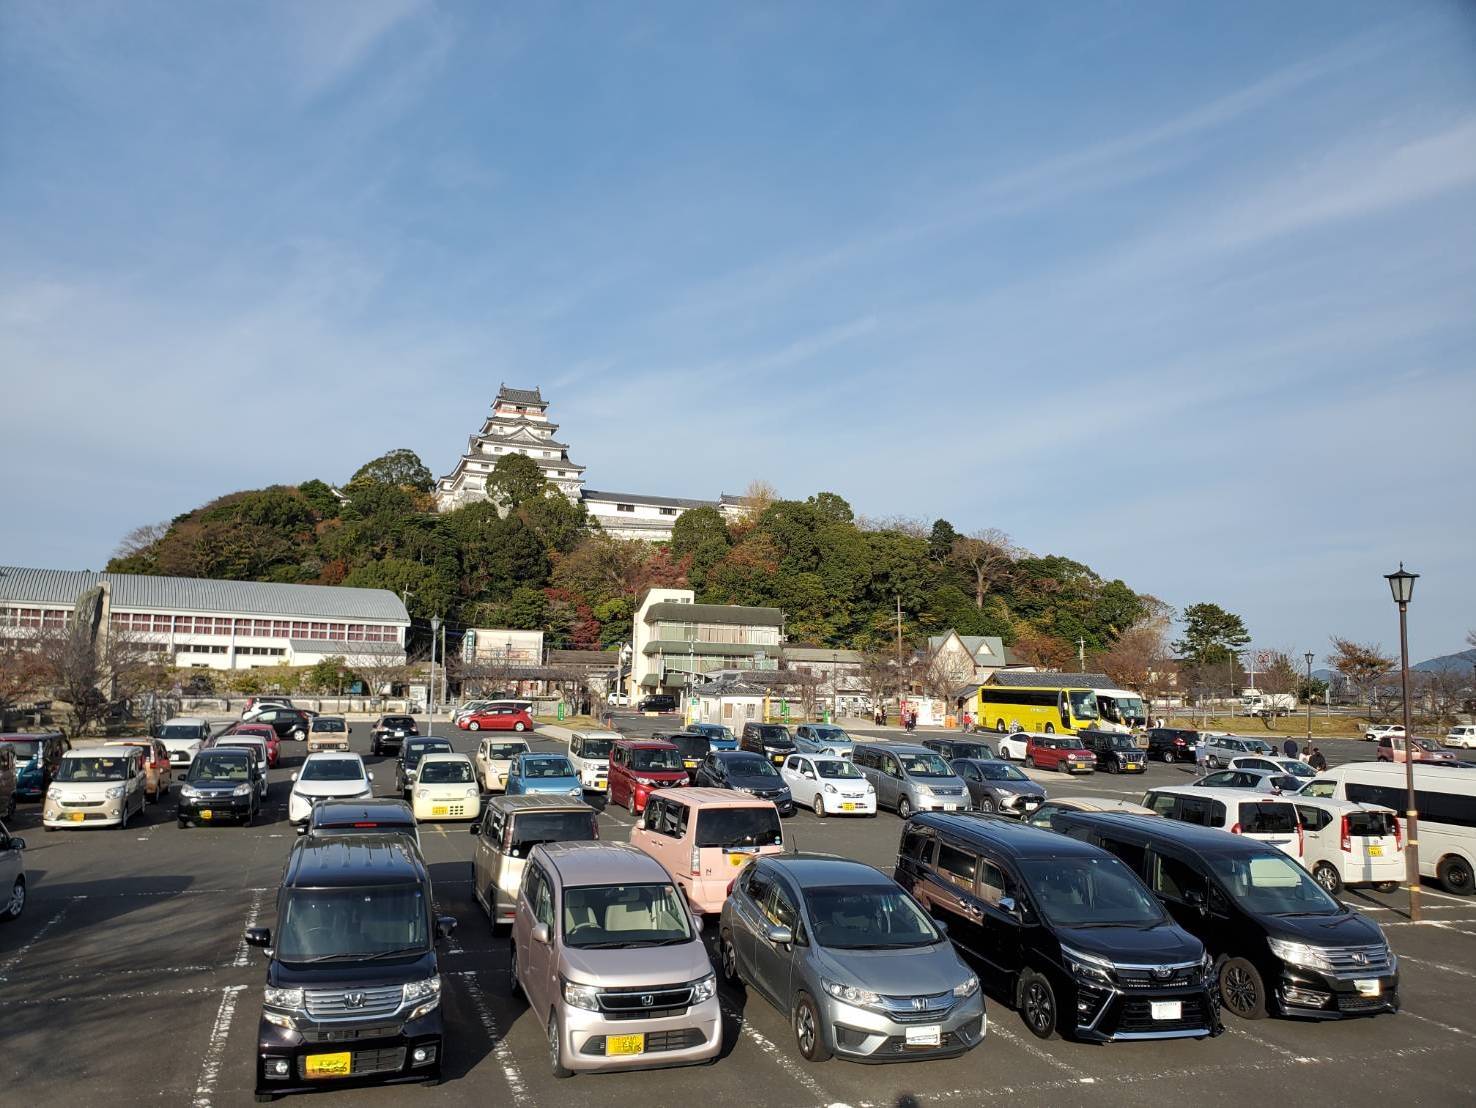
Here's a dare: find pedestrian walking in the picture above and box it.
[1282,737,1299,759]
[1308,746,1328,772]
[1195,734,1209,770]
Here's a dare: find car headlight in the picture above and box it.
[1062,945,1115,986]
[417,789,429,800]
[823,783,837,794]
[403,975,441,1004]
[179,785,200,799]
[264,986,304,1010]
[690,972,716,1003]
[233,784,252,797]
[563,979,601,1011]
[466,787,479,799]
[567,788,581,798]
[953,974,980,999]
[822,979,882,1009]
[105,785,125,800]
[1267,938,1337,972]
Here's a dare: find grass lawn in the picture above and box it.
[533,713,601,730]
[1161,713,1370,740]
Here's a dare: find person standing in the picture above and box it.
[1195,733,1209,770]
[1282,737,1299,759]
[1308,745,1328,772]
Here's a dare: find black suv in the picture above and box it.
[894,812,1220,1042]
[245,836,456,1099]
[371,715,420,757]
[638,694,678,712]
[177,747,262,827]
[654,731,712,782]
[1077,730,1148,774]
[1045,811,1399,1023]
[739,722,796,766]
[306,798,421,853]
[1146,727,1199,764]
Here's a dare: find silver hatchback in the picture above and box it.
[719,855,985,1062]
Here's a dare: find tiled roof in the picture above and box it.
[0,566,410,623]
[989,671,1115,689]
[495,385,545,406]
[693,679,767,697]
[581,489,716,510]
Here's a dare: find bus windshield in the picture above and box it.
[1068,691,1100,721]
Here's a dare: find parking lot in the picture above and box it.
[4,717,1476,1107]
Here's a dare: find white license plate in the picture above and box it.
[1355,979,1381,997]
[941,803,958,811]
[1150,1000,1182,1020]
[904,1024,941,1047]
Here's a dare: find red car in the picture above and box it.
[220,722,281,767]
[458,705,534,733]
[1026,734,1096,774]
[608,738,688,815]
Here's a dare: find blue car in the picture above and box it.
[793,724,855,759]
[688,723,738,751]
[504,753,584,799]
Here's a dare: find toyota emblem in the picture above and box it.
[641,994,655,1007]
[1152,966,1173,980]
[343,991,366,1008]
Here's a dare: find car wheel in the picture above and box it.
[548,1012,572,1079]
[514,722,527,732]
[1438,855,1474,896]
[793,992,831,1062]
[720,931,743,987]
[1,877,24,921]
[293,729,305,741]
[813,794,826,817]
[897,797,914,820]
[1018,970,1058,1039]
[509,941,522,998]
[118,799,129,831]
[1374,881,1399,893]
[1026,755,1036,768]
[1106,759,1120,774]
[1043,723,1055,734]
[469,722,481,731]
[979,796,996,813]
[178,818,188,829]
[1206,756,1220,770]
[1312,862,1343,895]
[628,789,638,815]
[1219,957,1268,1019]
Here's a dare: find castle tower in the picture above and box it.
[433,385,586,510]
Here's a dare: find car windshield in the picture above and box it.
[190,755,251,782]
[1243,739,1275,754]
[384,718,415,728]
[729,755,779,777]
[811,727,850,741]
[816,760,863,780]
[406,742,451,765]
[1209,854,1341,916]
[3,740,41,759]
[276,885,428,962]
[944,742,993,760]
[159,725,202,739]
[1108,735,1139,750]
[699,726,735,741]
[578,738,613,757]
[217,742,262,759]
[899,752,953,778]
[1412,738,1441,751]
[419,760,473,784]
[300,759,364,782]
[631,748,683,771]
[520,756,574,779]
[1019,856,1167,927]
[979,762,1029,781]
[509,810,598,851]
[805,886,941,949]
[755,727,792,745]
[695,806,782,848]
[56,755,129,782]
[313,719,346,732]
[562,882,692,948]
[485,743,528,759]
[1068,691,1100,720]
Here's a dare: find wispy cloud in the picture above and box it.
[282,0,432,96]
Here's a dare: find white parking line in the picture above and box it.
[1398,954,1476,979]
[987,1022,1094,1080]
[719,1001,835,1101]
[0,905,69,982]
[1402,1009,1476,1039]
[234,889,267,967]
[455,971,529,1106]
[1227,1024,1318,1063]
[192,983,246,1108]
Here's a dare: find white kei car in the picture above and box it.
[780,754,876,817]
[410,753,482,823]
[288,753,374,829]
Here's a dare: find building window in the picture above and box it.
[660,507,677,516]
[617,503,635,513]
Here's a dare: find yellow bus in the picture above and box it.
[974,684,1102,735]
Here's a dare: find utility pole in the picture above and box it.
[1077,638,1086,673]
[895,596,903,665]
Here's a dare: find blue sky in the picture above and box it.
[2,1,1473,662]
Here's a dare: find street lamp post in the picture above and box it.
[1304,651,1315,746]
[1385,564,1420,922]
[429,615,441,731]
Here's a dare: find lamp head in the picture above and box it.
[1384,563,1418,606]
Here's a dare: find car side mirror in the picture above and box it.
[690,914,704,934]
[532,922,551,945]
[764,924,793,946]
[998,897,1017,915]
[8,837,25,851]
[934,918,949,934]
[435,915,457,941]
[244,927,272,948]
[367,771,375,781]
[1184,889,1207,913]
[469,823,480,835]
[290,771,299,782]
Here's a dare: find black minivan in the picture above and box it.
[1045,811,1399,1022]
[1077,730,1148,774]
[894,812,1220,1042]
[654,730,712,781]
[245,836,457,1100]
[739,722,796,765]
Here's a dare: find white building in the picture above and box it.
[462,627,544,666]
[0,566,409,671]
[630,588,782,699]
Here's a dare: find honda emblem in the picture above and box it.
[641,994,655,1007]
[343,991,366,1008]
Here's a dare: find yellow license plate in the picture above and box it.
[730,853,752,866]
[596,779,606,789]
[841,803,857,811]
[432,806,448,817]
[684,759,698,768]
[606,1034,644,1057]
[1368,845,1383,856]
[200,809,213,820]
[305,1052,352,1078]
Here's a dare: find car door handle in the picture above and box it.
[960,902,983,918]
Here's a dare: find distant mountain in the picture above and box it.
[1414,649,1476,674]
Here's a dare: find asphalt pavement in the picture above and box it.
[3,715,1474,1107]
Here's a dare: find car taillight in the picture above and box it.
[353,822,379,828]
[691,845,701,876]
[1392,818,1402,849]
[1297,823,1304,857]
[1340,815,1351,853]
[1230,822,1241,835]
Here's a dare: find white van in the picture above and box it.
[1143,786,1303,860]
[1299,761,1476,895]
[1291,796,1403,895]
[1094,688,1147,732]
[567,729,619,792]
[1446,725,1476,749]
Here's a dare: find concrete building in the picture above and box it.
[434,385,587,510]
[631,588,782,699]
[692,678,768,731]
[581,490,719,542]
[0,566,409,671]
[461,628,544,666]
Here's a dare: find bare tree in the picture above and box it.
[922,643,976,713]
[1012,628,1074,671]
[949,528,1014,609]
[344,649,420,709]
[31,625,167,737]
[1329,637,1396,721]
[854,515,930,537]
[1099,619,1171,704]
[775,665,825,722]
[112,521,169,561]
[1250,650,1301,729]
[0,630,50,717]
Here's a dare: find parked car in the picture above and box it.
[1291,796,1403,895]
[1077,730,1147,774]
[307,715,351,754]
[694,750,795,814]
[951,758,1045,818]
[399,737,454,796]
[459,705,534,732]
[0,746,14,820]
[245,836,455,1097]
[921,737,996,763]
[631,787,786,914]
[852,742,970,818]
[1229,756,1316,786]
[1048,811,1398,1021]
[993,730,1038,762]
[1364,723,1405,742]
[1377,735,1458,764]
[567,729,619,792]
[687,722,738,749]
[1193,768,1301,794]
[511,841,721,1075]
[1200,734,1277,769]
[1026,796,1157,831]
[220,722,282,767]
[206,735,271,799]
[288,753,374,829]
[370,715,420,757]
[42,745,148,831]
[242,695,294,716]
[605,691,630,707]
[0,820,27,921]
[472,738,532,793]
[1146,727,1200,763]
[608,738,688,816]
[1,732,69,804]
[472,794,598,932]
[251,707,313,742]
[1025,734,1096,774]
[780,754,875,817]
[411,753,482,822]
[154,717,211,771]
[793,724,856,758]
[177,747,262,827]
[307,798,421,853]
[504,753,583,800]
[723,854,986,1060]
[739,722,797,766]
[638,694,678,713]
[1143,787,1304,860]
[1446,725,1476,749]
[896,812,1218,1042]
[655,730,715,781]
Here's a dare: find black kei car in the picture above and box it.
[1078,730,1148,774]
[694,750,794,815]
[177,748,263,827]
[894,812,1221,1042]
[305,798,422,854]
[246,836,456,1100]
[370,715,420,757]
[396,738,453,797]
[1146,727,1200,764]
[654,731,712,781]
[1046,811,1399,1022]
[739,722,797,766]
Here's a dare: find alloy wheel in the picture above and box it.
[3,878,23,920]
[1022,979,1054,1037]
[721,935,740,983]
[813,794,825,817]
[795,1000,817,1056]
[1222,964,1260,1017]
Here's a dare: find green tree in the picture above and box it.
[805,491,854,526]
[519,489,591,554]
[342,558,455,619]
[298,479,341,519]
[1173,602,1251,664]
[670,506,731,591]
[499,587,549,630]
[928,519,959,563]
[483,453,546,512]
[352,448,433,491]
[304,656,354,694]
